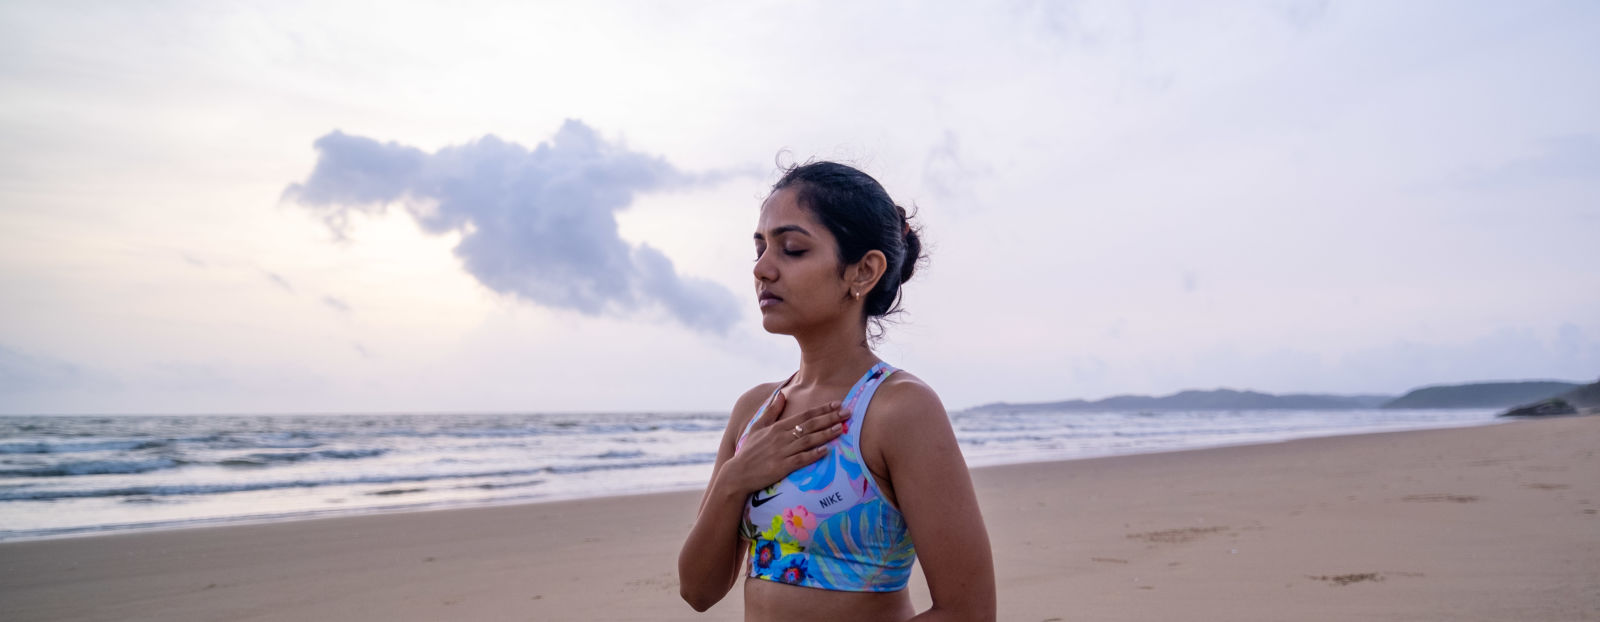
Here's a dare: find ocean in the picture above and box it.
[0,407,1501,542]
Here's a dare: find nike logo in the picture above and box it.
[751,491,782,508]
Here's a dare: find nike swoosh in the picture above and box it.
[751,492,782,508]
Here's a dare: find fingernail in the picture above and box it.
[831,423,842,432]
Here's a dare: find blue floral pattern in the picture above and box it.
[736,362,916,592]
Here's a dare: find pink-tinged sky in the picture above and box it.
[2,1,1596,414]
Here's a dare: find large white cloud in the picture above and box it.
[284,120,741,334]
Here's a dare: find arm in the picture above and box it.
[678,387,850,612]
[878,379,996,622]
[677,385,765,611]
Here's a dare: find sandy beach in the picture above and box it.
[3,415,1595,621]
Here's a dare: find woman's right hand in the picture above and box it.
[719,392,849,495]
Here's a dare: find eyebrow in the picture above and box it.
[752,225,813,241]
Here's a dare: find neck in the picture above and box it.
[790,317,879,392]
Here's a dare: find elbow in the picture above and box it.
[679,586,719,612]
[676,564,730,613]
[675,536,739,611]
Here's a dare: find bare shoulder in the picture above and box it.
[871,369,949,425]
[711,381,785,459]
[728,381,783,428]
[864,369,965,490]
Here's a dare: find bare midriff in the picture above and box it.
[744,578,915,622]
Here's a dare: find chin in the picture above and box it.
[759,309,802,335]
[760,315,794,335]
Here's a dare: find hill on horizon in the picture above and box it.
[968,378,1595,413]
[1382,381,1584,409]
[969,388,1394,413]
[1500,377,1600,417]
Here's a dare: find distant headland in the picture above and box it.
[1499,378,1600,417]
[968,379,1593,413]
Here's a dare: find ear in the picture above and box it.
[848,250,888,297]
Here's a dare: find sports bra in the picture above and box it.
[735,361,916,592]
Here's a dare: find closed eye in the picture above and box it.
[753,248,807,261]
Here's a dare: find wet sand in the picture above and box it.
[3,416,1596,621]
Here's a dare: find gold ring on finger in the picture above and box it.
[792,424,803,439]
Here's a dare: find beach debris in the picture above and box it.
[1402,493,1479,503]
[1308,573,1384,586]
[1126,526,1228,544]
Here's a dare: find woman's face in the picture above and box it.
[752,187,854,335]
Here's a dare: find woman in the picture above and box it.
[678,162,996,621]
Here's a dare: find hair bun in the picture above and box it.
[896,204,920,286]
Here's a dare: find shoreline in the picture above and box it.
[0,413,1506,544]
[3,415,1596,621]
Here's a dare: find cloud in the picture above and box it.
[321,295,350,313]
[1452,134,1600,195]
[1487,134,1600,184]
[264,271,294,293]
[922,129,992,203]
[1333,325,1600,391]
[0,345,114,398]
[1276,0,1331,32]
[283,120,740,334]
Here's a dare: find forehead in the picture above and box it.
[754,187,828,240]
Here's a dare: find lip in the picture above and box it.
[758,291,783,308]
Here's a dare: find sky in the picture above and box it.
[1,1,1597,415]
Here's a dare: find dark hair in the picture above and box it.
[772,161,924,338]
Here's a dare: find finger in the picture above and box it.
[798,422,845,448]
[797,400,844,423]
[787,444,830,470]
[778,420,809,444]
[751,391,786,429]
[802,406,849,433]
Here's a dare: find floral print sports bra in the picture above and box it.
[734,361,916,592]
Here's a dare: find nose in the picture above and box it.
[753,248,777,283]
